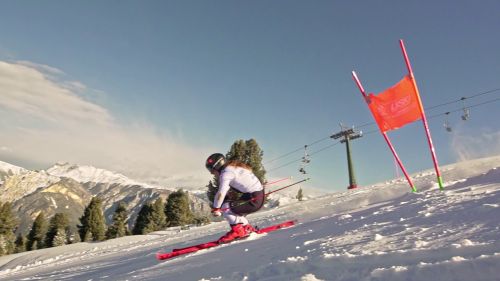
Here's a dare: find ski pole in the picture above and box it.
[264,177,291,187]
[264,178,310,197]
[219,178,310,211]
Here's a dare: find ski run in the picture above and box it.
[0,155,499,281]
[156,220,295,261]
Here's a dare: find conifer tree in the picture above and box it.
[244,138,266,183]
[151,197,167,230]
[78,197,106,242]
[0,235,5,256]
[132,202,155,235]
[296,188,304,201]
[27,212,48,250]
[45,213,70,247]
[82,230,93,242]
[226,139,247,162]
[106,201,129,239]
[67,226,81,244]
[15,234,27,253]
[206,177,219,203]
[226,139,266,182]
[165,190,194,227]
[0,202,18,255]
[52,229,68,247]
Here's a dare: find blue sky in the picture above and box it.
[0,1,499,192]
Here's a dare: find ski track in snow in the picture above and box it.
[0,156,499,280]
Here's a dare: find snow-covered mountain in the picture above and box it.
[0,169,60,203]
[46,162,156,187]
[0,160,27,183]
[0,155,498,281]
[0,161,211,234]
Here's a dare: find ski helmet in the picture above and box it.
[206,153,226,172]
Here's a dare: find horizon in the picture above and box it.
[2,154,499,194]
[1,1,499,192]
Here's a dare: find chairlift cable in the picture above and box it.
[265,92,500,172]
[426,88,500,110]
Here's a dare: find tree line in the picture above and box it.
[1,138,271,256]
[0,189,209,256]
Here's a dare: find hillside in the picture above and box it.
[0,155,498,281]
[0,162,211,234]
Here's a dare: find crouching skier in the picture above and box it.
[205,153,265,243]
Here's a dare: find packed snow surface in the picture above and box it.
[1,156,499,281]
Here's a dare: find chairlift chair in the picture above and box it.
[461,97,470,121]
[444,121,452,132]
[444,112,452,132]
[461,108,470,121]
[299,145,310,174]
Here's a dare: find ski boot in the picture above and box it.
[218,223,248,243]
[243,224,256,234]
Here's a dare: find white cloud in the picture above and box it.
[450,126,500,161]
[0,60,211,188]
[0,146,11,152]
[0,61,112,126]
[16,60,65,76]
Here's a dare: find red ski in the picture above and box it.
[156,220,295,261]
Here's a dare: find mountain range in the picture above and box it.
[0,161,211,234]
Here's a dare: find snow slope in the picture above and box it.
[0,155,499,281]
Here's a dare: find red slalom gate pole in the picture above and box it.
[399,39,444,190]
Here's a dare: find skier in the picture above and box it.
[206,153,265,243]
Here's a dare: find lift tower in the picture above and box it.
[331,125,363,189]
